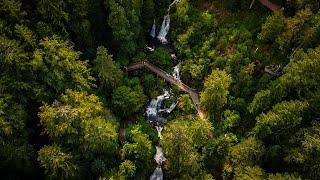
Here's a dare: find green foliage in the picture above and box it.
[149,48,171,68]
[259,7,320,55]
[253,100,308,140]
[38,145,80,180]
[0,95,27,137]
[81,117,118,157]
[249,46,320,114]
[94,46,123,89]
[267,173,301,180]
[224,137,265,179]
[111,85,146,117]
[36,0,94,50]
[39,90,118,147]
[32,37,94,100]
[0,34,38,102]
[203,133,238,177]
[222,109,240,133]
[0,0,26,21]
[200,69,232,119]
[232,166,265,180]
[119,160,136,178]
[39,90,119,177]
[37,0,69,29]
[0,0,319,179]
[14,24,36,49]
[259,11,285,43]
[0,95,35,176]
[229,137,265,167]
[161,115,213,178]
[178,94,196,114]
[121,125,153,176]
[284,122,320,179]
[106,0,142,57]
[141,0,155,31]
[276,8,314,51]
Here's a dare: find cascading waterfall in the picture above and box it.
[152,0,180,44]
[155,126,163,140]
[157,15,170,44]
[154,146,167,165]
[172,63,181,81]
[150,19,156,38]
[158,102,178,114]
[147,61,181,179]
[150,167,163,180]
[148,1,181,179]
[150,146,167,180]
[146,90,170,125]
[146,89,178,180]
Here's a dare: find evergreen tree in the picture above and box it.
[94,46,123,89]
[31,37,94,101]
[161,115,213,178]
[39,90,119,178]
[121,125,153,177]
[111,85,146,118]
[200,69,232,120]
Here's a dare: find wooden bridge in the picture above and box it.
[126,61,205,118]
[250,0,281,11]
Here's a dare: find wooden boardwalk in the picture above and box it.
[126,61,205,118]
[258,0,281,11]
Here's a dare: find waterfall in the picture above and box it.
[157,15,170,44]
[155,126,163,139]
[150,19,156,38]
[148,2,181,178]
[150,167,163,180]
[146,90,170,125]
[146,89,177,180]
[154,146,167,165]
[146,46,155,52]
[150,146,167,180]
[152,0,180,44]
[172,63,181,81]
[159,102,178,114]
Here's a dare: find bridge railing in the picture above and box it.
[126,60,197,92]
[126,60,203,117]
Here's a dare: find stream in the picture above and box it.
[148,1,181,179]
[147,88,177,180]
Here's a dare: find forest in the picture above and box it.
[0,0,320,179]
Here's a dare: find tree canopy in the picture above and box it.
[1,0,320,179]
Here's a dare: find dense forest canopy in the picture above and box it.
[0,0,320,179]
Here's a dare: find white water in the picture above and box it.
[172,63,181,81]
[150,167,163,180]
[147,65,181,180]
[157,15,170,44]
[154,146,167,165]
[146,90,170,121]
[152,0,180,44]
[158,102,178,114]
[150,19,156,38]
[147,90,177,180]
[171,54,177,60]
[149,1,181,179]
[146,46,155,52]
[150,146,166,180]
[155,126,163,140]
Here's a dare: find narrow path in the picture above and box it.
[258,0,281,11]
[126,61,205,118]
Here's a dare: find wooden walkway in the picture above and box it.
[126,61,205,118]
[258,0,281,11]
